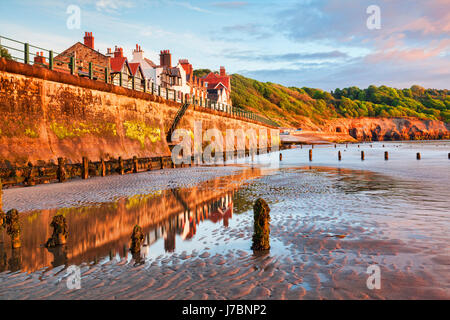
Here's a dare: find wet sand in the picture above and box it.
[0,142,449,300]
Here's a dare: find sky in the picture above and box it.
[0,0,449,91]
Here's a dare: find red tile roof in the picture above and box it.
[129,62,142,76]
[203,72,231,91]
[110,56,127,73]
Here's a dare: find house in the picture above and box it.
[179,59,207,103]
[33,52,47,67]
[202,67,232,105]
[129,62,145,91]
[55,32,110,77]
[130,44,157,90]
[156,50,182,89]
[109,47,133,88]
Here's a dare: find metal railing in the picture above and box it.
[0,35,279,127]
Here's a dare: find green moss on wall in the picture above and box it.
[0,119,40,139]
[50,121,117,140]
[123,120,161,149]
[24,128,39,138]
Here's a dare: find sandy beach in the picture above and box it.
[0,142,449,300]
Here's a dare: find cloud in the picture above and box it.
[211,1,248,9]
[238,51,450,91]
[224,50,349,62]
[95,0,134,12]
[165,1,211,13]
[222,23,272,39]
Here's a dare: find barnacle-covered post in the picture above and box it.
[45,214,69,248]
[251,198,271,251]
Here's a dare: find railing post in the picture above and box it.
[104,67,109,83]
[132,76,135,90]
[89,62,93,80]
[143,80,147,93]
[24,43,29,64]
[70,56,75,75]
[152,82,155,94]
[49,50,54,70]
[119,72,123,87]
[166,88,169,100]
[158,85,161,96]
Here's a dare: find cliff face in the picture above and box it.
[322,117,450,141]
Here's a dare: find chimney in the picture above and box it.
[160,50,172,68]
[34,52,46,65]
[114,47,124,58]
[84,32,94,49]
[220,66,226,77]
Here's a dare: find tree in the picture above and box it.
[193,69,212,78]
[0,45,12,60]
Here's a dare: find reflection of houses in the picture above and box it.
[144,193,234,254]
[202,67,232,106]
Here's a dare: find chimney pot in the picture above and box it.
[84,31,95,49]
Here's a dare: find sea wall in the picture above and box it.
[0,58,276,178]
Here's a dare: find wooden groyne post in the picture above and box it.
[82,157,89,179]
[416,153,421,160]
[361,151,365,161]
[0,179,3,228]
[385,151,389,160]
[6,209,21,249]
[279,153,282,161]
[118,157,124,175]
[57,157,66,183]
[251,198,271,251]
[0,178,2,214]
[130,225,145,254]
[133,156,139,173]
[309,149,313,162]
[101,158,106,177]
[45,215,68,247]
[338,151,342,161]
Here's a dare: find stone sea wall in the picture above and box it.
[0,58,277,186]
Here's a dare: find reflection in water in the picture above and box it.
[0,168,261,273]
[46,245,68,268]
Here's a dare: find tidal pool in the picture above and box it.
[0,141,449,299]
